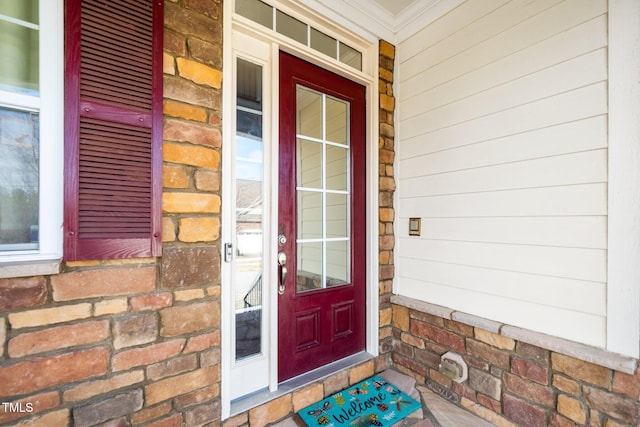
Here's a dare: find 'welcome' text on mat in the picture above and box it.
[298,375,421,426]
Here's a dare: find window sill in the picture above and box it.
[390,294,638,375]
[0,259,62,279]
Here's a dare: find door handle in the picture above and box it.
[278,252,287,294]
[279,266,288,294]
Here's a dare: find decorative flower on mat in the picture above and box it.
[368,414,383,426]
[317,415,329,425]
[382,411,397,421]
[308,401,332,419]
[373,379,388,390]
[390,395,411,411]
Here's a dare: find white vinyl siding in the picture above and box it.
[396,0,608,347]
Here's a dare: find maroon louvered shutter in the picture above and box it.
[64,0,163,261]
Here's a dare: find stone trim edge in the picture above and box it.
[0,259,62,279]
[390,294,638,374]
[229,352,375,417]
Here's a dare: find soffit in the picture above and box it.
[299,0,463,43]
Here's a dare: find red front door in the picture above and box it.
[278,52,367,381]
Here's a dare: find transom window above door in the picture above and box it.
[235,0,363,71]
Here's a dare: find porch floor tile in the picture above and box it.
[274,369,498,427]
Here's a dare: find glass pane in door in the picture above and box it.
[297,241,322,292]
[326,240,349,287]
[326,97,347,144]
[296,86,350,293]
[297,191,322,239]
[297,138,322,188]
[326,145,347,191]
[235,59,264,360]
[326,193,347,238]
[296,88,322,139]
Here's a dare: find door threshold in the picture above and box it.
[230,351,373,416]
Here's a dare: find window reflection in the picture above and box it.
[0,108,39,250]
[235,59,264,360]
[0,0,41,251]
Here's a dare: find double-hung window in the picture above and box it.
[0,0,63,268]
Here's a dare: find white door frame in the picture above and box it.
[221,0,380,419]
[225,33,274,400]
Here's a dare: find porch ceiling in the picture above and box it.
[373,0,421,16]
[300,0,462,43]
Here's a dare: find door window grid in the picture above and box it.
[296,86,351,291]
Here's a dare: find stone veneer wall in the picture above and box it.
[390,301,640,427]
[0,1,224,426]
[377,40,396,359]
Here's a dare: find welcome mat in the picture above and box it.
[298,375,421,426]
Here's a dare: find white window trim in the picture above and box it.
[222,0,379,419]
[0,0,63,273]
[607,0,640,359]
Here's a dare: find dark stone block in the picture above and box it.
[113,313,158,349]
[584,385,640,425]
[468,367,501,401]
[0,277,47,310]
[185,402,219,426]
[161,245,219,289]
[188,38,223,69]
[73,389,143,427]
[165,1,221,43]
[504,393,546,427]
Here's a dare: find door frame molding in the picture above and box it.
[221,0,380,419]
